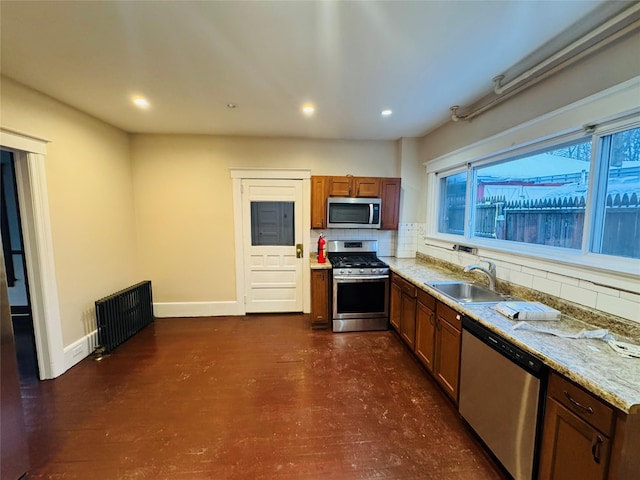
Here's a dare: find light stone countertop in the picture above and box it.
[381,257,640,415]
[309,256,332,270]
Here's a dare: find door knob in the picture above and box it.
[296,244,304,258]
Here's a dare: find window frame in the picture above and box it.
[428,115,640,276]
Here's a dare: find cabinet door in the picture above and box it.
[311,176,328,229]
[354,177,380,197]
[310,270,330,328]
[327,176,353,197]
[380,178,401,230]
[538,397,611,480]
[435,311,462,403]
[400,293,417,349]
[390,280,401,331]
[415,301,436,372]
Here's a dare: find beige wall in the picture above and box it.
[417,32,640,322]
[419,31,640,161]
[2,28,636,348]
[0,77,137,346]
[131,135,397,303]
[397,137,424,222]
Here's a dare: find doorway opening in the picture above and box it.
[1,150,38,382]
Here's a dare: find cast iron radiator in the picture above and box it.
[95,281,154,354]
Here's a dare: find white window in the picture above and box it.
[434,122,640,264]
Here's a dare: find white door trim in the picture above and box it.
[230,168,311,315]
[1,128,65,379]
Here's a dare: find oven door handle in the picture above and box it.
[334,275,389,282]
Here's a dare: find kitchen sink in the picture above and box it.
[426,281,515,305]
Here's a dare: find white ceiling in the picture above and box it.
[0,0,619,140]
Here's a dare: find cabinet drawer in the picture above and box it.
[417,289,436,311]
[436,301,461,331]
[392,274,416,297]
[548,373,614,436]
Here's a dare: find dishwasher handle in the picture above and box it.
[462,315,545,377]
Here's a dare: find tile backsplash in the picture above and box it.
[310,229,397,257]
[310,223,427,258]
[418,241,640,326]
[396,223,420,258]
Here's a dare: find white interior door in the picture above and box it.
[242,179,303,313]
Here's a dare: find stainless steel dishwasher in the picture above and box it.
[459,316,547,480]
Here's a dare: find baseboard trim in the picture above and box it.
[62,302,243,372]
[153,301,243,318]
[63,330,98,372]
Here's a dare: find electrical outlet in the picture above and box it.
[453,244,477,254]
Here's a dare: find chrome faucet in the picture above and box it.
[464,260,497,291]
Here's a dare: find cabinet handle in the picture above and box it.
[591,435,603,464]
[563,391,594,414]
[429,313,435,326]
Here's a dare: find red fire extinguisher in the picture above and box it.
[317,233,326,263]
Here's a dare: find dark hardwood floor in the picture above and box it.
[21,314,506,479]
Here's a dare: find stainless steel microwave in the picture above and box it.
[327,197,381,229]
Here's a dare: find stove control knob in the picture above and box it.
[348,269,352,274]
[359,268,364,273]
[372,268,378,274]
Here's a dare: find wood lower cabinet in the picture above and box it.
[389,271,640,479]
[415,290,437,372]
[390,273,417,349]
[400,288,417,349]
[539,397,611,480]
[310,269,330,329]
[539,372,615,480]
[393,280,461,403]
[433,301,462,403]
[390,279,401,331]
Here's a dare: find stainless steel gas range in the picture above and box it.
[327,240,389,333]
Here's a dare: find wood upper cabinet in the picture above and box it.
[539,373,615,480]
[433,301,462,403]
[354,177,380,197]
[380,178,401,230]
[310,269,330,329]
[311,176,328,229]
[327,176,380,197]
[327,176,352,197]
[415,290,437,372]
[310,175,400,230]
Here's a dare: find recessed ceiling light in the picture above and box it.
[227,103,237,109]
[301,104,315,116]
[381,109,393,116]
[132,97,150,109]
